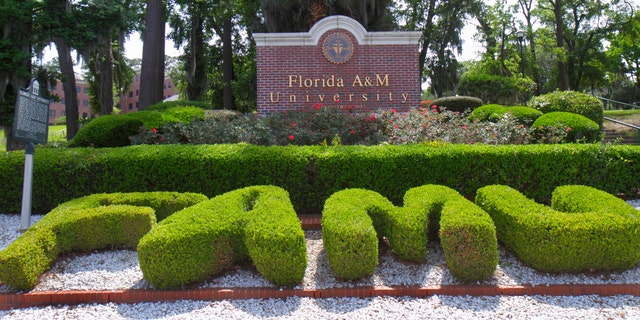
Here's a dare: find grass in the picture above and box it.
[603,109,640,143]
[0,125,67,152]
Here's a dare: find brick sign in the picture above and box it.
[254,15,421,115]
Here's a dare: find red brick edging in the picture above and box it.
[2,284,640,310]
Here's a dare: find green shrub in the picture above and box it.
[475,185,640,272]
[468,104,507,122]
[527,91,604,128]
[146,100,211,111]
[432,96,484,113]
[71,115,143,147]
[137,185,306,288]
[321,189,396,280]
[123,111,165,128]
[503,106,543,125]
[532,111,601,143]
[458,73,536,105]
[0,192,207,290]
[399,185,497,282]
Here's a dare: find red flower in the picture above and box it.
[152,128,157,133]
[158,137,164,141]
[370,114,376,121]
[391,108,397,114]
[350,129,355,135]
[291,122,296,127]
[288,135,295,141]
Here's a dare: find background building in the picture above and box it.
[47,73,177,124]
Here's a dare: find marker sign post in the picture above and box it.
[12,79,50,231]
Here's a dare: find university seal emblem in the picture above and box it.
[322,33,354,64]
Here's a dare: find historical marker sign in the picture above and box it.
[13,79,49,145]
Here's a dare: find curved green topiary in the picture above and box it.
[0,192,208,290]
[137,185,307,289]
[527,91,604,128]
[532,111,601,143]
[71,115,143,147]
[322,189,395,280]
[322,185,498,282]
[475,185,640,272]
[398,185,498,282]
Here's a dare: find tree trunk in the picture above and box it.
[54,38,80,140]
[552,0,569,91]
[139,0,165,110]
[186,10,206,101]
[222,15,235,109]
[98,36,114,115]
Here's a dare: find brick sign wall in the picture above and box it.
[255,15,422,115]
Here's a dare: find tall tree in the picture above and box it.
[0,0,34,149]
[139,0,165,110]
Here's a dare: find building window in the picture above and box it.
[135,75,140,82]
[167,82,172,88]
[76,86,80,93]
[128,91,133,98]
[128,103,133,110]
[61,98,65,104]
[135,102,139,109]
[61,111,66,116]
[83,87,88,94]
[135,89,139,96]
[83,100,89,107]
[49,110,56,117]
[82,112,88,119]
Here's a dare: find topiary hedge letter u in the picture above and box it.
[476,185,640,272]
[137,185,307,289]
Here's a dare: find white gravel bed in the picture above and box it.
[1,199,640,319]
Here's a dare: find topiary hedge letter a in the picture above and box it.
[137,185,307,289]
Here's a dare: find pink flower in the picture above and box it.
[152,128,157,133]
[370,115,376,121]
[391,108,396,114]
[288,135,295,141]
[566,127,572,132]
[291,122,296,127]
[394,124,399,129]
[462,125,467,130]
[313,103,322,110]
[158,137,164,141]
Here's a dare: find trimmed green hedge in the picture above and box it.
[322,186,497,282]
[475,185,640,272]
[527,91,604,128]
[432,96,484,113]
[1,144,639,215]
[0,192,207,290]
[532,111,602,143]
[71,115,143,147]
[401,185,498,282]
[137,185,307,288]
[321,189,395,279]
[469,104,542,125]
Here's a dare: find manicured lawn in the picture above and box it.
[0,125,67,151]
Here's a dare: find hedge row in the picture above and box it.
[0,192,207,290]
[1,144,639,215]
[475,185,640,272]
[322,186,498,282]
